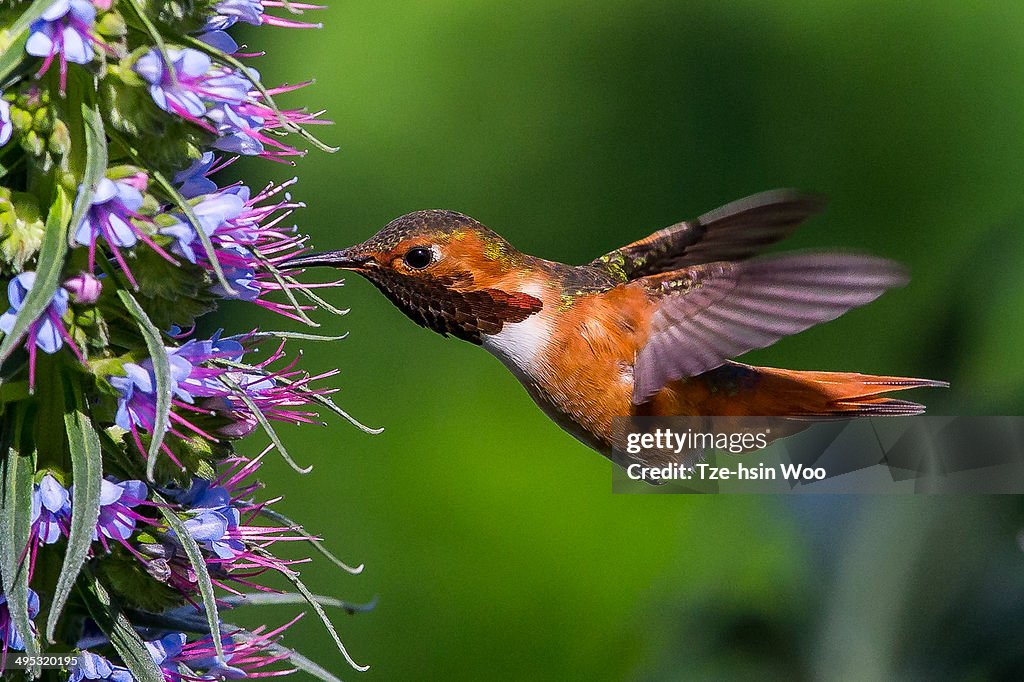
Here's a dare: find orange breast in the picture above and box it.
[534,284,654,450]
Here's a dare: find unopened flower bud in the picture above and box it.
[96,9,125,37]
[23,130,44,156]
[10,107,32,131]
[64,272,102,303]
[48,119,71,155]
[32,106,52,134]
[0,190,45,271]
[119,171,149,192]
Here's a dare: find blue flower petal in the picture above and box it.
[60,24,92,64]
[39,474,70,513]
[92,178,117,204]
[106,213,138,247]
[34,316,64,354]
[24,22,56,57]
[99,478,124,506]
[40,0,71,21]
[113,181,144,212]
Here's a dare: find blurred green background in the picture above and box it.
[220,1,1024,679]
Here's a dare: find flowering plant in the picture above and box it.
[0,1,373,679]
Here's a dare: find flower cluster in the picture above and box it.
[0,1,370,679]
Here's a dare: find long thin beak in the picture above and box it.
[279,248,371,271]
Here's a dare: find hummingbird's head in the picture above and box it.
[282,210,544,343]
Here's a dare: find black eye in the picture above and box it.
[403,246,433,269]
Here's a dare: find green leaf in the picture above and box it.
[148,168,239,298]
[66,103,110,248]
[0,101,104,367]
[0,188,70,366]
[219,374,313,474]
[0,411,40,673]
[47,379,104,642]
[213,358,382,436]
[258,507,365,575]
[79,575,164,682]
[117,290,170,480]
[0,0,53,85]
[153,490,226,667]
[224,591,377,613]
[256,549,369,672]
[248,331,349,342]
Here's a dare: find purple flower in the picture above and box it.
[156,624,299,680]
[0,98,11,147]
[72,177,173,287]
[160,190,246,264]
[110,351,194,430]
[68,651,134,682]
[144,632,186,666]
[132,48,252,129]
[158,180,339,319]
[205,0,324,30]
[93,478,148,543]
[133,47,324,159]
[133,47,214,119]
[31,474,70,545]
[178,479,245,559]
[207,102,267,156]
[205,0,263,30]
[173,151,219,198]
[0,588,40,652]
[25,0,97,91]
[198,29,239,55]
[0,272,81,388]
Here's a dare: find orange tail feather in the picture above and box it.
[739,366,948,417]
[669,363,948,417]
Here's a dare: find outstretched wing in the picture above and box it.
[590,189,826,281]
[631,252,908,404]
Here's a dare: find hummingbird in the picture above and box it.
[283,189,945,467]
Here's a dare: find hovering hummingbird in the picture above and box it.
[283,190,945,466]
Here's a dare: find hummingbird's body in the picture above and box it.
[285,190,945,466]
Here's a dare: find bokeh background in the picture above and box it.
[218,1,1024,679]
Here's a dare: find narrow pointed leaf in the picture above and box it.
[0,0,53,84]
[148,169,238,297]
[0,101,104,365]
[153,491,226,666]
[220,375,313,474]
[258,507,364,574]
[47,382,103,642]
[224,592,377,613]
[79,577,164,682]
[0,423,40,672]
[67,103,109,247]
[117,290,170,480]
[256,550,368,672]
[248,330,349,342]
[0,189,70,364]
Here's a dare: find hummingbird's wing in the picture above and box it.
[631,252,908,404]
[589,189,825,281]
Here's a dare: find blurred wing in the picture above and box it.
[632,252,908,403]
[590,189,826,281]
